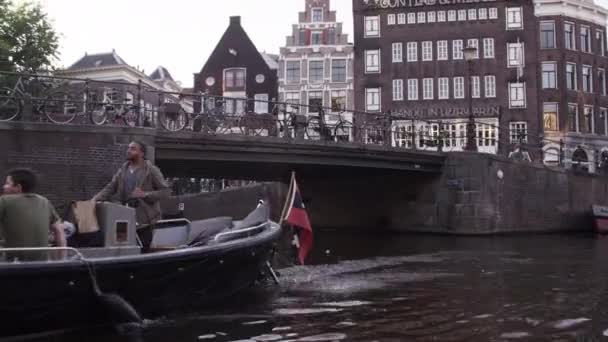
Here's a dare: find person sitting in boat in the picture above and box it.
[92,141,170,252]
[0,168,66,257]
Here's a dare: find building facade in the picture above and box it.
[353,0,541,155]
[279,0,354,140]
[535,0,608,172]
[194,16,278,115]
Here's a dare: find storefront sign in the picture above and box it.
[392,105,500,119]
[363,0,497,9]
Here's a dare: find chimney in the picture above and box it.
[230,16,241,25]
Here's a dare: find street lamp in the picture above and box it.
[463,45,478,152]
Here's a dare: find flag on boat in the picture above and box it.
[280,172,313,265]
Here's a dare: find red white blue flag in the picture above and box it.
[281,172,313,265]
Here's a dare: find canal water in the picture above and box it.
[24,230,608,341]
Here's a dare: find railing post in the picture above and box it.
[559,139,565,167]
[137,79,143,127]
[411,119,417,150]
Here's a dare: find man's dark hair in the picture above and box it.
[7,168,38,193]
[131,140,147,158]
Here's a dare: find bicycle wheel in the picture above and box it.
[122,108,140,127]
[0,87,22,122]
[333,121,352,143]
[42,91,80,124]
[159,107,188,132]
[89,104,108,126]
[305,116,321,140]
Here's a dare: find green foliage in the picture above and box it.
[0,0,59,73]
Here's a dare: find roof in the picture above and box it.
[67,50,128,70]
[149,66,175,82]
[261,53,279,70]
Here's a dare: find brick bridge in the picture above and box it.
[0,122,605,234]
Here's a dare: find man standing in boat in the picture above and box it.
[93,141,170,252]
[0,168,67,257]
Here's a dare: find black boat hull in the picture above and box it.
[0,222,281,338]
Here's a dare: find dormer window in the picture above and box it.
[312,8,323,22]
[224,68,246,91]
[311,31,323,45]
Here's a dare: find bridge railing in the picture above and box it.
[0,70,596,170]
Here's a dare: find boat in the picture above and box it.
[592,204,608,234]
[0,200,282,339]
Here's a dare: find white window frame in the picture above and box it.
[311,7,323,23]
[422,41,433,61]
[507,42,524,68]
[565,22,576,50]
[392,42,403,63]
[407,12,416,24]
[393,79,404,101]
[582,65,593,93]
[453,40,463,60]
[448,10,456,22]
[601,108,608,136]
[483,38,495,58]
[254,94,269,114]
[387,14,396,25]
[485,75,496,98]
[331,59,347,83]
[365,49,381,73]
[364,16,380,38]
[423,78,434,100]
[453,77,465,99]
[471,76,480,98]
[489,8,498,19]
[365,88,381,112]
[543,102,559,132]
[581,25,592,53]
[427,11,436,23]
[509,122,528,143]
[599,68,606,95]
[468,9,477,20]
[568,103,579,132]
[417,12,426,23]
[506,7,523,30]
[437,40,448,61]
[308,59,324,83]
[467,39,479,59]
[407,42,418,62]
[458,9,467,21]
[408,79,419,101]
[437,11,446,22]
[584,105,595,133]
[397,13,406,24]
[597,30,606,56]
[566,63,578,90]
[541,62,557,89]
[540,20,556,49]
[438,77,449,99]
[509,82,526,108]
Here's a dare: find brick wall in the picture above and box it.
[0,122,155,213]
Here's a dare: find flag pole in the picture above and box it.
[279,171,296,223]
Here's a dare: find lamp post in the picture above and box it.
[463,45,478,152]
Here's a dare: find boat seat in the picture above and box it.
[187,217,233,246]
[151,219,191,248]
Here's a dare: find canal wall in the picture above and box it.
[391,153,608,234]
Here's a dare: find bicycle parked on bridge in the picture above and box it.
[0,74,78,124]
[305,104,353,142]
[89,88,140,127]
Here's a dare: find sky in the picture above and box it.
[36,0,354,88]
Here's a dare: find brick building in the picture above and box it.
[353,0,608,167]
[278,0,355,140]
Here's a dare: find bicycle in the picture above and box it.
[0,75,79,124]
[89,88,140,127]
[305,105,353,142]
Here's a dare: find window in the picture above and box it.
[471,76,480,98]
[398,13,406,24]
[328,27,336,45]
[467,39,479,58]
[453,40,463,60]
[331,59,346,83]
[602,108,608,135]
[423,78,433,100]
[254,94,269,114]
[393,79,404,101]
[543,103,558,131]
[224,68,245,90]
[364,16,380,37]
[599,69,606,95]
[286,61,301,84]
[427,11,436,23]
[583,106,594,133]
[458,9,466,21]
[311,32,322,45]
[453,77,464,99]
[540,21,556,49]
[309,60,324,83]
[387,14,396,25]
[407,42,418,62]
[479,8,488,20]
[438,78,449,99]
[365,88,380,111]
[565,22,576,50]
[417,12,426,23]
[507,43,524,68]
[568,104,579,132]
[408,79,419,100]
[483,38,495,58]
[437,11,446,22]
[308,91,323,113]
[467,9,477,20]
[510,122,528,143]
[298,30,306,46]
[448,10,456,21]
[598,30,606,56]
[365,50,380,73]
[506,7,523,29]
[581,26,592,53]
[509,82,526,108]
[566,63,577,90]
[422,41,433,61]
[542,62,557,89]
[485,75,496,98]
[331,90,346,112]
[407,13,416,24]
[489,8,498,19]
[437,41,448,60]
[582,65,593,93]
[312,8,323,22]
[392,43,403,63]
